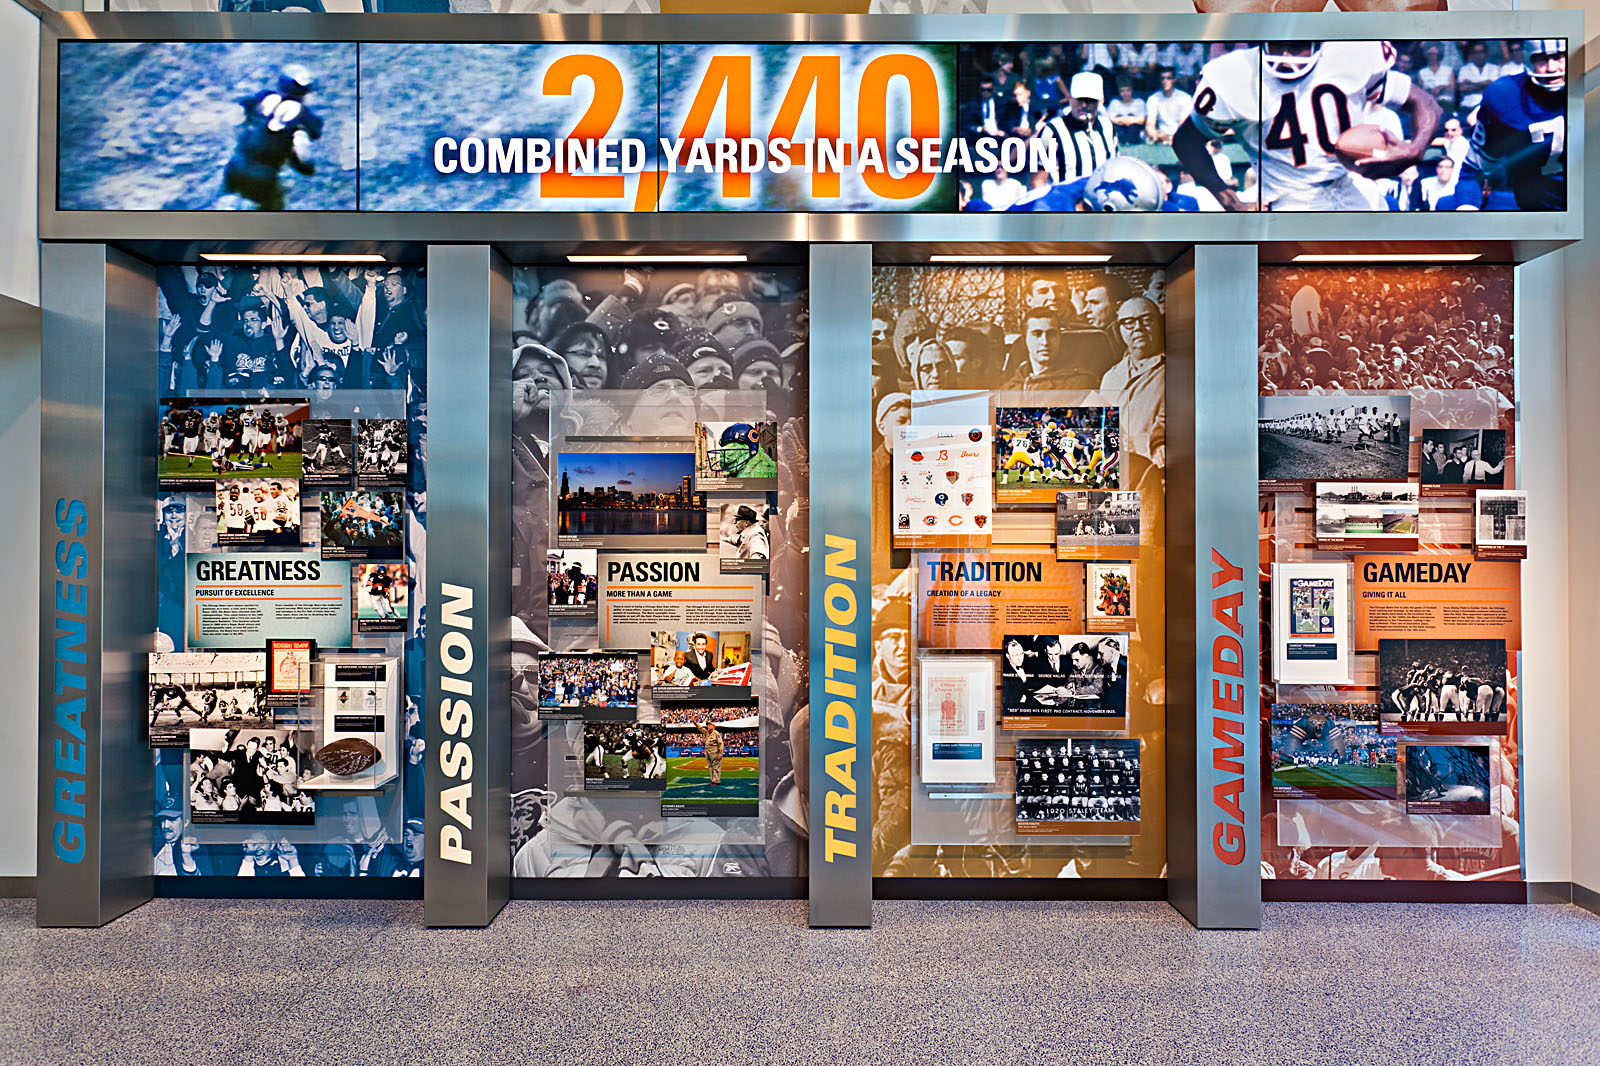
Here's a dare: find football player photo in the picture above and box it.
[214,479,300,548]
[356,418,409,489]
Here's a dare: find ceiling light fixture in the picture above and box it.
[1291,253,1482,263]
[198,253,388,264]
[567,254,749,264]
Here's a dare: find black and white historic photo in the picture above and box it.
[1420,428,1507,487]
[1055,490,1140,556]
[1014,738,1141,831]
[1259,394,1411,486]
[302,419,353,489]
[188,727,315,826]
[999,633,1128,726]
[356,418,409,488]
[148,651,270,748]
[716,498,773,574]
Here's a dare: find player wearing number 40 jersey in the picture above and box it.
[1174,41,1441,211]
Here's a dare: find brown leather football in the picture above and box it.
[316,737,382,776]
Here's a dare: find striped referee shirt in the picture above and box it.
[1038,111,1118,184]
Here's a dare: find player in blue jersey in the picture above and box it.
[223,66,324,211]
[1449,40,1566,212]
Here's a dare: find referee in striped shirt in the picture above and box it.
[1038,71,1119,186]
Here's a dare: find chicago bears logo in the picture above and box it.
[910,450,924,462]
[945,471,959,483]
[923,515,937,526]
[974,515,988,528]
[969,429,983,442]
[961,493,974,506]
[934,493,949,506]
[949,515,964,527]
[897,514,910,529]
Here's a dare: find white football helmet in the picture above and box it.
[1525,39,1567,92]
[1262,42,1323,81]
[1083,157,1166,213]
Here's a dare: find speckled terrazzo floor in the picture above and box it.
[0,898,1597,1066]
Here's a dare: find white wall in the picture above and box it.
[0,0,37,309]
[1564,43,1600,897]
[0,319,39,879]
[1517,254,1573,886]
[0,0,39,880]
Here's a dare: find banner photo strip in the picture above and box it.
[55,37,1570,216]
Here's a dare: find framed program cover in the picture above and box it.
[917,656,996,786]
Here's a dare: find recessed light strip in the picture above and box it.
[1291,253,1481,263]
[928,254,1113,264]
[198,253,388,264]
[567,254,748,264]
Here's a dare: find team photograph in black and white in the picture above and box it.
[1014,738,1141,828]
[356,418,409,488]
[1379,637,1509,732]
[1259,394,1411,484]
[147,651,270,748]
[302,419,354,488]
[187,727,316,825]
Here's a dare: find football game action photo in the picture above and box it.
[159,398,307,492]
[994,406,1120,505]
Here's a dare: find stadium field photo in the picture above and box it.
[662,755,759,804]
[159,451,302,484]
[1273,763,1397,791]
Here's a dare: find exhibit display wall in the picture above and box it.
[870,264,1167,881]
[1257,265,1523,886]
[506,262,809,880]
[27,7,1591,927]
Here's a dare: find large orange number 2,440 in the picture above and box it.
[675,51,941,203]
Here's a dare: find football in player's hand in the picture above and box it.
[317,737,382,776]
[1335,125,1400,169]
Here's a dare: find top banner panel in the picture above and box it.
[55,36,1570,216]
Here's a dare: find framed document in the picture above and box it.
[918,656,996,785]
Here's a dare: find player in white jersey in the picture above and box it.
[1174,41,1440,211]
[268,483,296,533]
[220,484,253,535]
[240,408,259,454]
